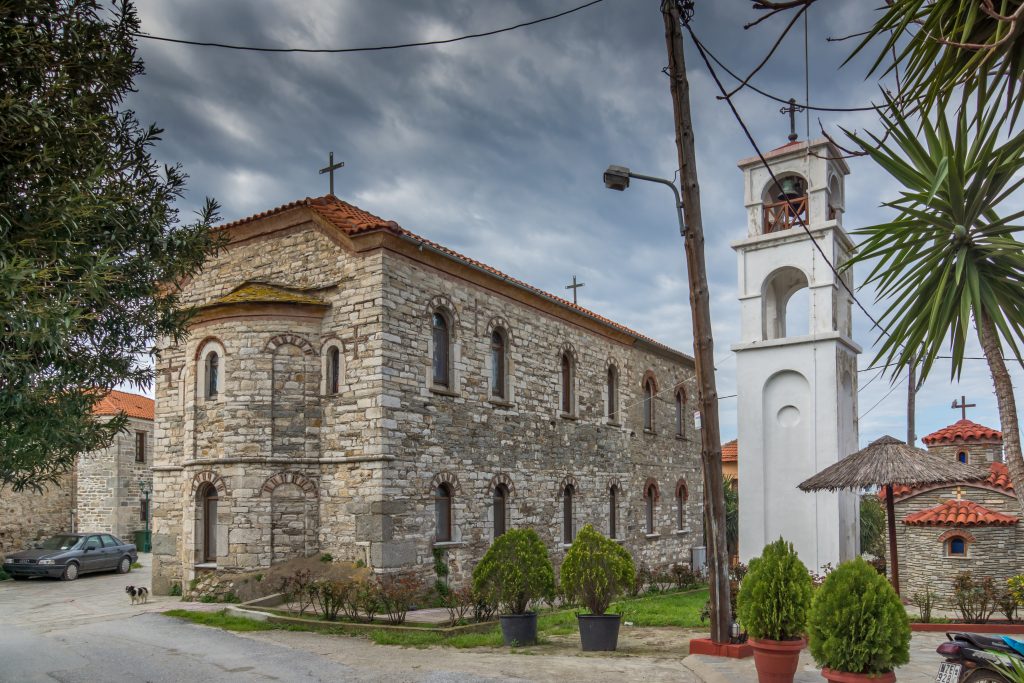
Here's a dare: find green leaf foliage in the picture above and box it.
[0,1,222,490]
[808,557,910,674]
[560,524,636,616]
[845,94,1024,384]
[859,496,887,559]
[471,528,554,615]
[736,538,812,641]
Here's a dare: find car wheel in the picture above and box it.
[61,562,79,581]
[117,556,132,574]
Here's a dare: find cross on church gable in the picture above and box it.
[952,395,976,421]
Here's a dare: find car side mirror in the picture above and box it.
[85,544,98,552]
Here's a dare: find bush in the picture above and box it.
[953,572,997,623]
[472,528,555,615]
[169,582,182,597]
[736,537,812,641]
[911,583,936,623]
[860,496,887,559]
[671,563,702,590]
[1008,574,1024,606]
[441,585,475,626]
[808,557,910,674]
[0,566,10,581]
[378,573,423,625]
[560,524,636,616]
[278,568,317,616]
[998,589,1018,623]
[312,577,355,621]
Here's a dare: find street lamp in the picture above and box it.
[602,165,685,236]
[138,478,151,553]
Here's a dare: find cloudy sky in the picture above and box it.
[126,0,1023,446]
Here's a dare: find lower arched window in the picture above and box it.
[563,484,575,544]
[644,482,658,534]
[946,536,968,557]
[493,483,509,538]
[198,483,219,563]
[608,485,619,539]
[434,483,453,542]
[675,480,688,531]
[327,346,341,395]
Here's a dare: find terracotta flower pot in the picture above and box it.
[821,669,896,683]
[749,636,806,683]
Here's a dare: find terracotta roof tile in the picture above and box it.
[922,418,1002,445]
[721,439,738,463]
[92,390,154,421]
[217,196,690,360]
[904,499,1018,527]
[888,461,1014,500]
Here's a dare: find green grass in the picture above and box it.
[164,609,277,632]
[131,562,142,569]
[610,588,708,627]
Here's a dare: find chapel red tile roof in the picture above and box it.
[216,195,691,361]
[888,461,1015,500]
[903,499,1018,527]
[922,419,1002,445]
[92,390,154,421]
[721,439,738,463]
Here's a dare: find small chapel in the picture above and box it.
[888,407,1020,599]
[150,194,703,594]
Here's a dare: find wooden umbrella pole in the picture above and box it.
[885,483,900,596]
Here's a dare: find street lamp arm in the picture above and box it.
[627,171,686,236]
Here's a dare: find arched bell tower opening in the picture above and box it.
[733,138,860,573]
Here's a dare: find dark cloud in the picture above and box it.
[127,0,1022,443]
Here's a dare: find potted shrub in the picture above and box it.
[472,528,554,646]
[808,557,910,683]
[736,538,813,683]
[560,524,636,651]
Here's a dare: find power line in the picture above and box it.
[131,0,605,53]
[860,374,908,419]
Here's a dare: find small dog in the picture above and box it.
[126,585,149,605]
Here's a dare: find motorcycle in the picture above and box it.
[936,631,1024,683]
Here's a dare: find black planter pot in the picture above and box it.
[577,613,622,651]
[499,612,538,646]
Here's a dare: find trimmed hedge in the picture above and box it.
[472,528,554,615]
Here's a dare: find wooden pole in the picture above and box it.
[662,0,732,643]
[907,357,916,447]
[885,483,900,596]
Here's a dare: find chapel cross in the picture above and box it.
[565,275,585,305]
[319,151,345,195]
[952,395,976,421]
[779,97,805,143]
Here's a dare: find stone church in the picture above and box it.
[150,195,702,594]
[888,415,1022,599]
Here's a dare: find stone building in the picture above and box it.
[889,417,1021,599]
[150,195,703,594]
[0,390,154,556]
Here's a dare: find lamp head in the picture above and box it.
[603,165,630,191]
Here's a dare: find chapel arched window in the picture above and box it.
[434,483,453,542]
[432,311,451,388]
[490,329,507,399]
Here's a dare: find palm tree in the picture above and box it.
[846,97,1024,515]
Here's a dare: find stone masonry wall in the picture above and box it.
[927,440,1002,466]
[0,474,73,557]
[76,416,153,539]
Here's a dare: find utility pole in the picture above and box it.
[907,359,916,446]
[661,0,731,644]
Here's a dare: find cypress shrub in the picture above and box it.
[472,528,554,615]
[736,537,812,641]
[560,524,636,615]
[808,557,910,674]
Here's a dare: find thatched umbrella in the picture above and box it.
[798,435,988,595]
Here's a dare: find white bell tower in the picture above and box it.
[733,138,860,572]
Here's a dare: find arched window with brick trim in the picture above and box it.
[431,311,451,388]
[493,483,509,537]
[675,480,688,531]
[608,484,619,539]
[946,535,968,557]
[434,482,453,542]
[642,378,655,431]
[607,365,618,422]
[560,353,574,414]
[644,481,659,534]
[196,339,226,402]
[563,483,575,543]
[490,329,507,400]
[675,387,686,437]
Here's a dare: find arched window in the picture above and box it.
[493,483,509,537]
[675,388,685,437]
[206,352,220,399]
[606,366,618,422]
[643,377,655,432]
[675,481,688,531]
[198,483,219,563]
[490,329,507,399]
[957,450,969,464]
[644,482,658,534]
[946,536,967,557]
[560,353,574,415]
[431,311,451,388]
[763,266,810,340]
[608,485,619,539]
[562,483,575,543]
[327,346,341,395]
[434,482,453,542]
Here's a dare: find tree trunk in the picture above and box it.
[977,312,1024,516]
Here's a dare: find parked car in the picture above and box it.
[3,533,138,581]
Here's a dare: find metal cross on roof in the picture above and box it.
[779,97,805,143]
[565,275,585,305]
[319,151,345,195]
[952,395,977,421]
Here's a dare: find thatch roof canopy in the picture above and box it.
[798,435,988,492]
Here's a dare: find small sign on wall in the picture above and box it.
[693,411,702,431]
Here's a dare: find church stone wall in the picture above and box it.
[927,440,1002,466]
[376,250,702,584]
[76,416,153,538]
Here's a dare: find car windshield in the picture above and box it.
[37,535,82,551]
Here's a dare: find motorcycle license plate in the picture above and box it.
[935,662,961,683]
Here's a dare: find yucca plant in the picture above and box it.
[845,94,1024,515]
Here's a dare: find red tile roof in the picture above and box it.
[922,418,1002,445]
[721,439,738,463]
[904,499,1018,527]
[92,390,154,421]
[888,461,1014,500]
[216,195,691,361]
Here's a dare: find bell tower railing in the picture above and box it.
[762,195,807,234]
